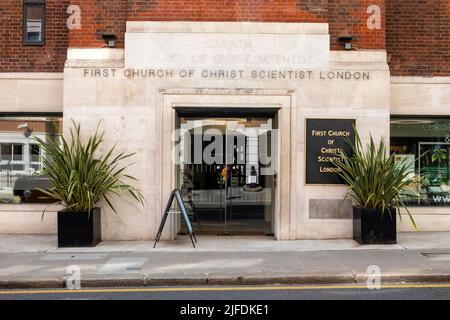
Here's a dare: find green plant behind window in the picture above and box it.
[35,121,144,213]
[432,148,447,164]
[334,129,419,228]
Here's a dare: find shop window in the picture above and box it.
[391,117,450,206]
[23,0,45,45]
[0,115,62,204]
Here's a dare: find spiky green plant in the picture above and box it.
[334,129,419,228]
[34,121,145,213]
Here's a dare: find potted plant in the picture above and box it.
[35,121,144,247]
[334,129,418,244]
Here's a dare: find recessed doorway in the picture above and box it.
[175,109,278,236]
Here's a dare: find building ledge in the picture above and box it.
[67,48,124,61]
[0,73,63,80]
[126,21,329,34]
[391,76,450,84]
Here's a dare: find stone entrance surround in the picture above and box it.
[60,21,391,241]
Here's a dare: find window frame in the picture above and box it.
[0,113,63,205]
[29,143,43,172]
[390,115,450,207]
[23,0,46,46]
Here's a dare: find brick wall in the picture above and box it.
[386,0,450,76]
[2,1,448,77]
[69,0,385,50]
[327,0,385,50]
[68,0,127,48]
[0,0,69,73]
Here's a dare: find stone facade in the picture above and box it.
[0,2,449,240]
[62,22,391,240]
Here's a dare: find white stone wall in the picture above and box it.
[0,204,57,234]
[391,77,450,115]
[0,73,63,113]
[62,22,391,240]
[2,22,449,239]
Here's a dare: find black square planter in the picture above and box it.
[57,208,101,247]
[353,206,397,245]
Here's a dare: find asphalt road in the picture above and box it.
[1,284,450,300]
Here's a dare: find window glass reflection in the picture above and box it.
[176,117,275,235]
[391,118,450,206]
[24,4,44,43]
[0,117,62,204]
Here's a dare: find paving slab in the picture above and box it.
[1,232,450,254]
[398,232,450,250]
[0,232,449,288]
[50,236,363,253]
[0,235,56,253]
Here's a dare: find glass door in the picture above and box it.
[223,123,244,235]
[177,116,275,235]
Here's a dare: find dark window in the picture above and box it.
[30,144,41,171]
[23,0,45,45]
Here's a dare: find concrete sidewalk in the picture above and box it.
[1,232,450,289]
